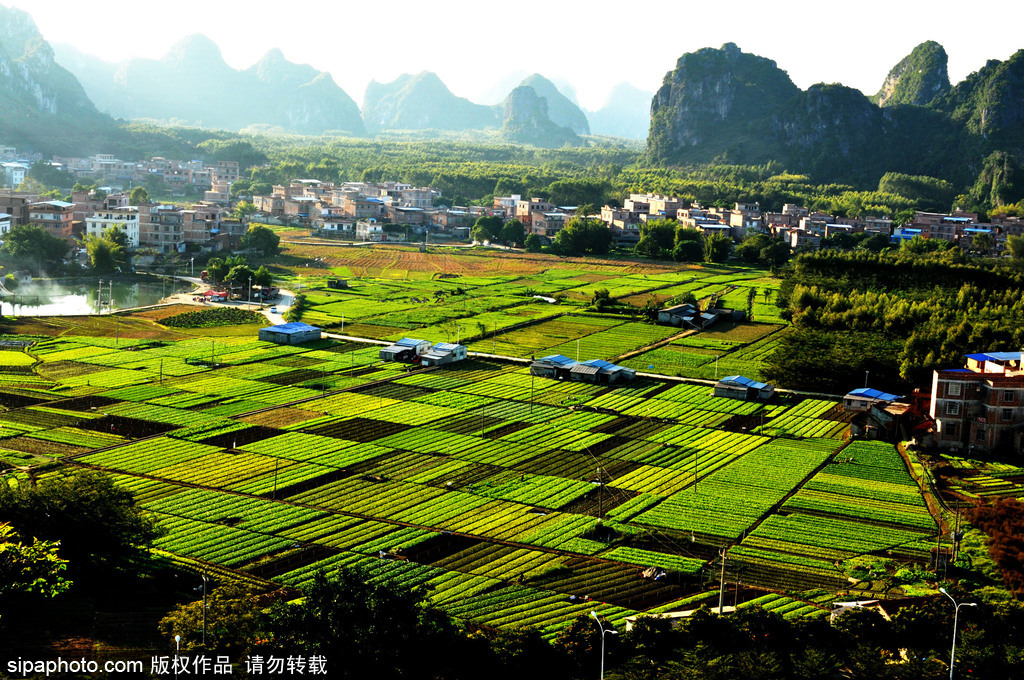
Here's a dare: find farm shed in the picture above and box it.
[379,337,431,362]
[715,375,774,401]
[579,359,636,384]
[258,322,322,345]
[420,342,468,367]
[657,303,698,327]
[843,387,901,413]
[529,354,577,380]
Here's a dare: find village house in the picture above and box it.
[85,205,140,248]
[929,352,1024,454]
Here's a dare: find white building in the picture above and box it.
[86,206,140,248]
[356,220,383,242]
[0,212,11,236]
[2,162,28,188]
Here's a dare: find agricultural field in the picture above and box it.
[281,249,790,375]
[0,325,942,633]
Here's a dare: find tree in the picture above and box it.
[860,233,891,252]
[0,469,159,571]
[552,217,612,256]
[524,233,543,253]
[634,234,668,259]
[205,257,230,284]
[27,161,71,190]
[259,569,467,680]
[0,224,68,271]
[0,522,71,604]
[970,232,994,256]
[231,201,258,221]
[471,215,503,243]
[500,219,526,246]
[129,186,150,205]
[225,264,256,288]
[83,233,124,274]
[1008,235,1024,259]
[241,225,280,256]
[704,233,733,263]
[639,218,677,251]
[159,583,265,654]
[253,265,273,287]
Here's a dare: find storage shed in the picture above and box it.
[658,303,698,327]
[843,387,901,413]
[529,354,577,380]
[420,342,468,367]
[379,337,431,362]
[579,358,636,384]
[715,375,774,401]
[258,322,322,345]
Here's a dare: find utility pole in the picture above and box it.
[597,466,603,520]
[718,548,728,615]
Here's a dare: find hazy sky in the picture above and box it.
[5,0,1022,110]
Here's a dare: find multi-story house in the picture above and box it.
[515,198,555,226]
[930,352,1024,454]
[71,190,130,224]
[139,204,185,252]
[531,212,568,237]
[85,206,140,248]
[28,200,75,240]
[0,191,39,226]
[0,212,11,236]
[2,162,28,188]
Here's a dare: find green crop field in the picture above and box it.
[0,317,942,633]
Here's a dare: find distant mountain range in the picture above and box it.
[53,36,365,136]
[646,41,1024,186]
[5,0,1024,191]
[44,23,648,144]
[0,5,120,153]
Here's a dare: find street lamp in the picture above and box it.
[248,276,252,311]
[939,588,977,680]
[190,257,194,277]
[174,634,181,680]
[589,611,617,680]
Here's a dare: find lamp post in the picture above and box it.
[174,634,181,680]
[589,611,617,680]
[940,588,977,680]
[248,276,252,311]
[190,257,194,277]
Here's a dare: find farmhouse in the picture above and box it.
[657,303,720,330]
[420,342,468,367]
[529,354,577,380]
[657,303,698,327]
[258,322,322,345]
[843,387,901,413]
[379,337,431,362]
[930,351,1024,453]
[715,375,775,401]
[531,355,635,384]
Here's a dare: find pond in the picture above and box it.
[0,278,191,316]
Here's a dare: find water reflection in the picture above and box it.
[1,279,190,316]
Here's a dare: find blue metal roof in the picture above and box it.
[581,359,615,369]
[720,375,769,389]
[433,342,462,351]
[538,355,577,367]
[966,351,1022,362]
[395,338,428,347]
[261,322,321,334]
[847,387,901,401]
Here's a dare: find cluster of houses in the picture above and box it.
[529,355,637,385]
[378,338,469,367]
[599,193,1023,255]
[1,149,245,254]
